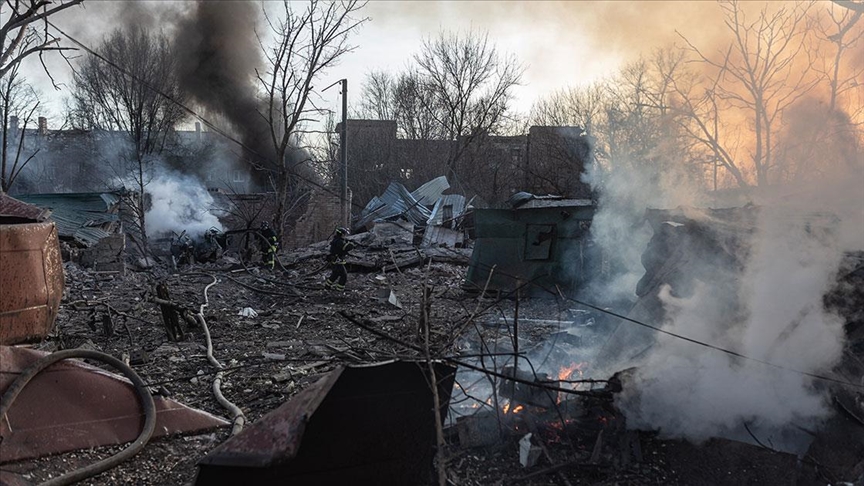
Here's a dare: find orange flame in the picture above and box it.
[557,362,587,381]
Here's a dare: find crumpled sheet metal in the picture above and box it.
[0,346,230,463]
[0,221,64,345]
[196,360,457,485]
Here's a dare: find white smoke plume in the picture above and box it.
[144,170,222,237]
[586,129,863,447]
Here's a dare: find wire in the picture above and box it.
[463,258,864,391]
[47,21,369,213]
[43,22,861,390]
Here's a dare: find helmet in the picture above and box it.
[335,226,350,236]
[261,221,270,229]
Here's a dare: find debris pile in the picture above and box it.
[15,192,128,272]
[355,176,471,249]
[0,198,861,486]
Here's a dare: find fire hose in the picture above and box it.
[193,274,246,435]
[0,349,156,486]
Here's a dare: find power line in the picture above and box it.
[47,21,369,212]
[463,259,864,391]
[47,23,863,392]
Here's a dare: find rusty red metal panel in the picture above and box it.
[195,360,457,485]
[0,221,64,345]
[0,193,49,222]
[0,346,230,463]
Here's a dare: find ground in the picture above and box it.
[1,241,860,485]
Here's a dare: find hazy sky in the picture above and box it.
[18,1,806,128]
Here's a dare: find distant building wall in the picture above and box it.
[342,119,593,209]
[526,126,593,199]
[286,184,347,249]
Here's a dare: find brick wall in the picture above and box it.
[286,185,348,248]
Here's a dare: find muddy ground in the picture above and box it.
[1,240,860,485]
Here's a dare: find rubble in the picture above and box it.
[0,201,861,485]
[16,191,128,272]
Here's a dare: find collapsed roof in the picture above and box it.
[15,192,123,247]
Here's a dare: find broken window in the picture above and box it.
[524,224,555,261]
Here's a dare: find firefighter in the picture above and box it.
[259,221,278,270]
[324,227,355,291]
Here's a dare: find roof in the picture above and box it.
[15,192,122,247]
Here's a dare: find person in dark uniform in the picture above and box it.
[259,221,278,270]
[325,227,355,290]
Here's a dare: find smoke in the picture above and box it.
[587,114,863,448]
[173,1,275,164]
[144,169,223,238]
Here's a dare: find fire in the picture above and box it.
[557,361,587,381]
[501,402,524,415]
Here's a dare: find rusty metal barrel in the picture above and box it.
[0,221,64,344]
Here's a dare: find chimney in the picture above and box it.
[38,117,48,136]
[195,121,202,139]
[9,116,18,132]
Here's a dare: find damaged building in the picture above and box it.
[14,191,128,272]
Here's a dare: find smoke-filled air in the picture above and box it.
[144,169,223,237]
[3,0,864,483]
[590,105,863,449]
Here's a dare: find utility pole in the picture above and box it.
[340,79,348,228]
[324,78,349,228]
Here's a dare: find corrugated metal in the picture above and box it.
[16,193,120,247]
[427,194,466,226]
[410,176,449,206]
[355,182,432,228]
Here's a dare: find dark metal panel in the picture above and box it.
[196,360,457,486]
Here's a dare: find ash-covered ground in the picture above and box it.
[2,238,861,486]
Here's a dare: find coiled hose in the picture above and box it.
[0,349,156,486]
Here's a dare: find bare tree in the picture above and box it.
[678,0,818,187]
[817,2,863,114]
[1,0,83,80]
[359,69,444,140]
[530,83,606,136]
[69,27,186,254]
[832,1,864,14]
[0,61,40,192]
[358,70,395,121]
[413,29,524,184]
[256,0,367,240]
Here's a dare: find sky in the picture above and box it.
[20,0,745,130]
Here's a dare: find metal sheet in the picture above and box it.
[0,346,230,463]
[0,193,50,222]
[356,182,432,228]
[196,360,457,485]
[427,194,466,227]
[0,221,64,345]
[16,193,121,247]
[410,176,450,206]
